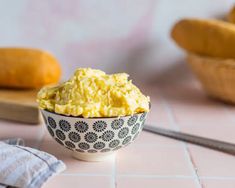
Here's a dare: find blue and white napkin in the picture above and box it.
[0,138,66,188]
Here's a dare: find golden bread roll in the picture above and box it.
[228,6,235,23]
[0,48,61,88]
[171,19,235,58]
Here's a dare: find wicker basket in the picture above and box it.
[187,53,235,104]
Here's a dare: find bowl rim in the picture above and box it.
[40,108,149,119]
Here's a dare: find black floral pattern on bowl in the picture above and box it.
[109,139,120,148]
[47,126,54,137]
[78,142,90,150]
[127,115,138,126]
[102,130,114,141]
[113,145,122,151]
[76,149,85,153]
[131,123,140,135]
[68,132,81,143]
[93,142,105,150]
[85,132,98,143]
[101,148,111,153]
[122,136,132,145]
[93,121,107,132]
[75,121,89,133]
[118,127,129,139]
[111,119,124,130]
[65,141,75,149]
[140,120,145,128]
[140,112,147,121]
[55,137,64,146]
[42,110,147,155]
[48,117,56,128]
[88,149,97,153]
[59,120,71,132]
[55,129,66,140]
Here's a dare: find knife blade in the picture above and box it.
[143,125,235,155]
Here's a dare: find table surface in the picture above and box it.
[1,79,235,188]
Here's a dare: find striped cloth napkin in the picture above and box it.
[0,138,66,188]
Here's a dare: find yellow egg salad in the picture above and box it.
[37,68,150,118]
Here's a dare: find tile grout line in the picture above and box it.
[61,173,111,177]
[160,95,203,188]
[119,174,194,178]
[111,154,117,188]
[132,144,182,147]
[200,176,235,180]
[56,173,235,180]
[184,145,204,187]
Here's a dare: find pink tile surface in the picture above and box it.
[160,83,233,125]
[116,144,193,176]
[145,97,172,126]
[201,179,235,188]
[133,131,182,146]
[2,81,235,188]
[187,145,235,177]
[179,122,235,143]
[0,120,44,148]
[117,177,198,188]
[42,175,112,188]
[170,104,232,124]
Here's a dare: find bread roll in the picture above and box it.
[171,19,235,58]
[0,48,61,88]
[228,6,235,23]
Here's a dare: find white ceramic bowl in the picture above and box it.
[41,109,148,161]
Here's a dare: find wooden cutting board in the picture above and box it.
[0,89,40,124]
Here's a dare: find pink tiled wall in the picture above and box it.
[0,0,234,81]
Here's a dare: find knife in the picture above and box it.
[143,125,235,155]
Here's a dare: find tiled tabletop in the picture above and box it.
[1,78,235,188]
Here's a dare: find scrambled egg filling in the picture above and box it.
[37,68,150,118]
